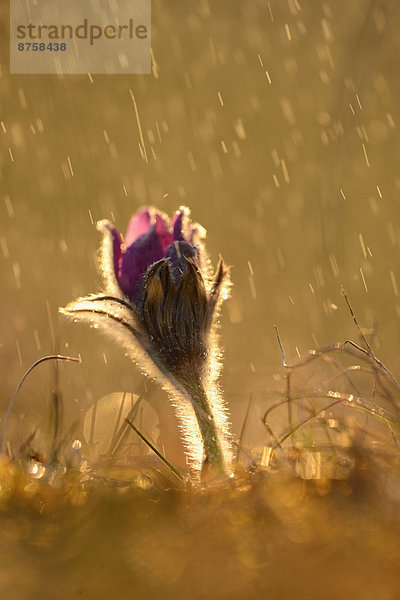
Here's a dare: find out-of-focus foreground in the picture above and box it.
[1,452,400,600]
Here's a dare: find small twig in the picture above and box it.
[0,354,80,454]
[316,353,363,397]
[263,396,311,422]
[274,336,400,398]
[17,427,38,457]
[343,339,400,394]
[276,392,400,448]
[341,287,400,392]
[341,286,374,354]
[274,325,291,368]
[125,418,183,483]
[274,326,296,434]
[261,417,283,450]
[321,365,368,397]
[277,398,351,448]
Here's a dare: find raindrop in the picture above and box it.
[28,460,45,480]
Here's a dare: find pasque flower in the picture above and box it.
[60,206,232,476]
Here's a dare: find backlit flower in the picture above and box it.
[60,206,232,476]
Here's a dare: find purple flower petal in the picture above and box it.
[124,209,151,248]
[172,207,201,247]
[106,207,204,302]
[154,213,174,252]
[187,225,200,246]
[172,209,185,242]
[119,226,169,300]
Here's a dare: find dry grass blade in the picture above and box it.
[49,359,63,462]
[342,287,400,392]
[269,290,400,460]
[125,418,184,483]
[0,354,81,454]
[108,395,143,457]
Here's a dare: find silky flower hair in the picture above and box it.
[60,206,233,476]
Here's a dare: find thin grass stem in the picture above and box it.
[125,418,183,483]
[0,354,80,454]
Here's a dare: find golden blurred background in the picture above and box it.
[1,0,400,464]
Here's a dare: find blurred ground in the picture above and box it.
[1,461,400,600]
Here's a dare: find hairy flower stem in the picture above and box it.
[184,377,226,476]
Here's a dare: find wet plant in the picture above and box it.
[60,206,233,478]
